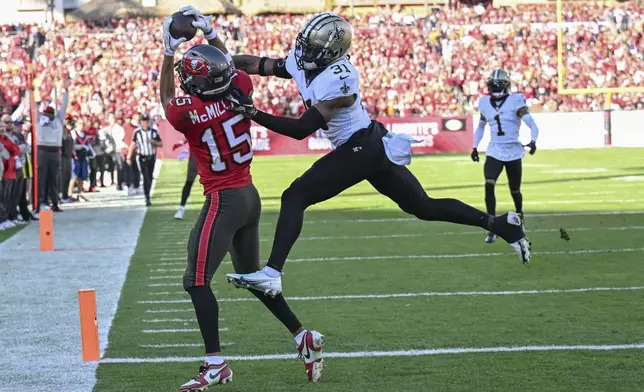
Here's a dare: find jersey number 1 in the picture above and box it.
[201,114,253,172]
[494,114,505,136]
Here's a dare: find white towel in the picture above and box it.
[381,132,421,166]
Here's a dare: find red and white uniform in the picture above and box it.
[166,70,254,194]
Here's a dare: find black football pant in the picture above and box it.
[184,186,302,354]
[137,155,155,201]
[483,156,523,216]
[266,121,493,271]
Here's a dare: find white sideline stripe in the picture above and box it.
[141,328,228,333]
[167,225,644,246]
[101,343,644,363]
[145,248,644,274]
[136,285,644,304]
[145,309,193,314]
[140,342,234,348]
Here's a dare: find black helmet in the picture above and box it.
[175,45,233,100]
[487,69,511,98]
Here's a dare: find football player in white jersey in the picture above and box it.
[471,69,540,243]
[226,13,530,302]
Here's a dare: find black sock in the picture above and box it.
[180,180,194,206]
[485,183,496,216]
[511,190,523,215]
[413,197,492,231]
[248,291,302,334]
[187,285,221,353]
[266,196,306,271]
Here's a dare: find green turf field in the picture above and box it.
[0,223,25,244]
[94,148,644,392]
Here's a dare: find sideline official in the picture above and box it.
[36,79,70,212]
[127,114,162,207]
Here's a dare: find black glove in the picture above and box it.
[471,148,479,162]
[526,140,537,155]
[226,87,257,118]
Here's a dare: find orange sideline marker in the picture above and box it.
[39,210,53,251]
[78,289,100,361]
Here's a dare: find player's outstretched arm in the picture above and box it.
[233,55,291,79]
[227,86,354,140]
[160,15,187,113]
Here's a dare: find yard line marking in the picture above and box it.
[101,343,644,363]
[144,248,644,274]
[137,285,644,304]
[148,283,183,287]
[148,291,188,296]
[145,309,193,314]
[140,342,234,348]
[141,328,228,333]
[152,269,188,273]
[142,318,221,323]
[169,225,644,246]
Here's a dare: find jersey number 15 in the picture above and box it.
[201,114,253,173]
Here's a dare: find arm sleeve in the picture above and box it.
[272,57,291,79]
[473,117,486,149]
[252,107,327,140]
[57,91,69,120]
[522,113,539,142]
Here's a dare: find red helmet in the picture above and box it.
[175,45,233,100]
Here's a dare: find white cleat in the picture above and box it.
[179,362,233,391]
[297,331,325,382]
[174,206,185,220]
[505,211,531,264]
[226,270,282,297]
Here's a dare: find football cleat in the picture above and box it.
[297,331,325,382]
[492,211,531,264]
[226,270,282,297]
[179,362,232,391]
[484,232,497,244]
[175,206,185,220]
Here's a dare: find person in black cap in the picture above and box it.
[127,113,162,206]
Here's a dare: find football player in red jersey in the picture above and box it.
[160,7,325,390]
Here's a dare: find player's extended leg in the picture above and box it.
[367,163,531,263]
[483,156,505,243]
[175,155,198,220]
[181,192,235,391]
[505,158,523,219]
[226,124,390,292]
[227,185,325,382]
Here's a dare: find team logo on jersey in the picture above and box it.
[331,23,346,44]
[340,80,350,95]
[184,57,209,76]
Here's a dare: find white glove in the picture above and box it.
[162,15,187,56]
[179,6,217,40]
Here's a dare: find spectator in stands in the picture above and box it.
[68,119,94,201]
[0,121,21,230]
[103,113,125,190]
[60,118,75,203]
[36,79,70,212]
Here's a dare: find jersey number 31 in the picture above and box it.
[201,114,253,172]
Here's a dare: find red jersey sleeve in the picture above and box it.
[166,96,198,134]
[232,70,254,97]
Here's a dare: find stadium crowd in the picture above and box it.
[0,3,642,228]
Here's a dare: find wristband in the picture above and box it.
[258,57,268,76]
[204,28,217,41]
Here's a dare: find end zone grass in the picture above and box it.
[94,148,644,392]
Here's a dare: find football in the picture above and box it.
[169,11,197,41]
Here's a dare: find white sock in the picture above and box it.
[294,329,308,346]
[205,355,224,365]
[263,265,282,278]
